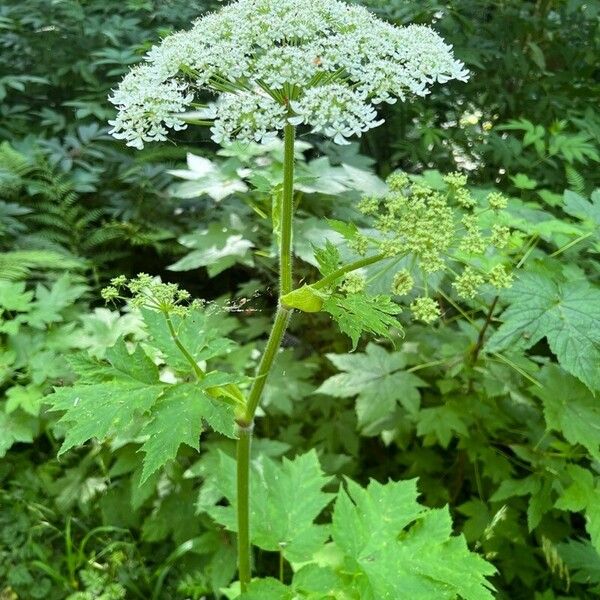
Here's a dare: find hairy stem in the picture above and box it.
[280,123,295,296]
[236,123,296,591]
[236,423,252,590]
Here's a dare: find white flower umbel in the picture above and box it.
[108,0,469,148]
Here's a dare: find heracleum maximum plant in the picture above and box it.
[49,0,513,596]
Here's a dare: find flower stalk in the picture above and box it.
[236,123,296,590]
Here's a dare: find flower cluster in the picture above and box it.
[102,274,202,316]
[353,173,514,323]
[109,0,468,148]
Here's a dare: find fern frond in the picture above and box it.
[565,165,585,194]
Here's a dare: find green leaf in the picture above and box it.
[168,222,253,277]
[555,464,600,553]
[488,272,600,391]
[317,344,425,435]
[416,403,470,448]
[313,239,340,276]
[210,450,333,562]
[510,173,537,190]
[534,365,600,461]
[139,378,236,482]
[0,410,37,457]
[0,280,33,312]
[331,478,496,600]
[323,292,401,351]
[49,337,238,477]
[26,274,88,328]
[238,579,292,600]
[5,384,43,416]
[141,307,236,371]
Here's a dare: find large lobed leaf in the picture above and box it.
[48,327,238,482]
[210,450,333,563]
[488,271,600,391]
[316,343,425,435]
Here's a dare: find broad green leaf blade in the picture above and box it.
[331,478,496,600]
[237,578,292,600]
[210,450,333,563]
[137,374,237,483]
[323,293,401,350]
[48,338,163,454]
[141,307,235,371]
[104,338,160,384]
[488,272,600,391]
[0,410,37,457]
[534,365,600,461]
[555,465,600,554]
[51,381,162,455]
[317,344,425,435]
[140,383,206,482]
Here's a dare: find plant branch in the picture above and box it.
[163,311,205,380]
[471,296,499,363]
[312,252,388,290]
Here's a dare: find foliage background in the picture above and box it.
[0,0,599,598]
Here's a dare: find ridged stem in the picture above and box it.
[236,123,296,592]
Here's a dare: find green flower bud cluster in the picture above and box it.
[392,269,414,296]
[488,192,508,211]
[102,274,202,316]
[410,296,441,324]
[359,171,508,275]
[490,224,511,249]
[488,264,513,289]
[453,266,484,299]
[340,272,367,294]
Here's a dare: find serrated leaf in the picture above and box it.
[26,274,88,328]
[0,280,33,312]
[323,292,401,351]
[313,239,340,276]
[238,578,292,600]
[555,464,600,553]
[317,344,425,435]
[534,365,600,461]
[488,272,600,391]
[210,450,333,562]
[141,307,236,371]
[331,478,496,600]
[139,378,235,482]
[0,410,37,457]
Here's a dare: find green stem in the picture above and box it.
[280,123,295,296]
[236,423,252,592]
[164,312,205,380]
[313,252,388,290]
[236,124,296,592]
[243,306,291,424]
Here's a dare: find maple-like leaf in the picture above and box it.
[323,292,401,350]
[209,450,333,563]
[332,478,496,600]
[488,271,600,391]
[533,365,600,461]
[48,338,237,481]
[316,343,425,435]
